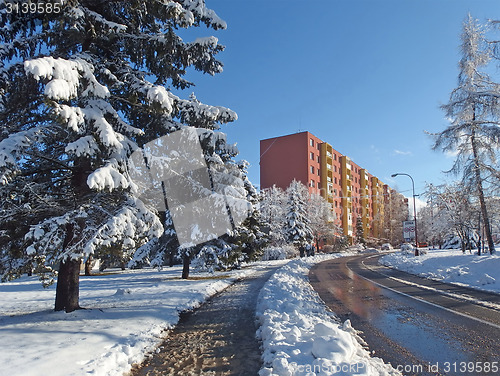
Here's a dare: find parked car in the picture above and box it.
[381,243,393,250]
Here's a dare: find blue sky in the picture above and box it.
[177,0,500,200]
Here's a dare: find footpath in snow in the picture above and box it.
[0,260,286,376]
[256,254,401,376]
[380,248,500,294]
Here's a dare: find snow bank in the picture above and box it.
[256,255,401,376]
[0,261,286,376]
[380,249,500,294]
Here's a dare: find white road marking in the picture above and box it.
[344,256,500,330]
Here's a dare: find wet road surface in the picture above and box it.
[129,264,281,376]
[309,253,500,376]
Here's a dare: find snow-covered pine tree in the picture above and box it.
[284,180,313,255]
[130,126,251,279]
[230,161,269,263]
[191,160,265,272]
[125,208,179,270]
[355,215,366,246]
[0,0,241,311]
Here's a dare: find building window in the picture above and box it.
[317,144,321,150]
[310,180,315,188]
[310,152,314,160]
[310,139,314,147]
[317,156,320,163]
[310,166,315,174]
[334,177,337,184]
[317,169,320,176]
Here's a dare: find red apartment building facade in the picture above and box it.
[260,131,408,242]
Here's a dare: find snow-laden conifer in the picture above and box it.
[0,0,244,311]
[284,180,313,254]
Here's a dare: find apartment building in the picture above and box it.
[260,131,408,242]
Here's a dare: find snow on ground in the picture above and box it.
[380,248,500,294]
[8,249,491,376]
[256,254,401,376]
[0,261,287,376]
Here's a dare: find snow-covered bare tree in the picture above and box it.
[0,1,242,311]
[307,193,338,251]
[433,14,500,254]
[382,190,407,246]
[419,183,479,252]
[284,180,313,255]
[260,185,287,247]
[419,183,449,248]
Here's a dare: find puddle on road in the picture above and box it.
[371,303,474,370]
[326,262,482,375]
[311,258,500,375]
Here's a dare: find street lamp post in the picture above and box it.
[392,172,419,256]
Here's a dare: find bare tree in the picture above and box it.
[433,14,500,254]
[420,183,479,252]
[307,193,340,251]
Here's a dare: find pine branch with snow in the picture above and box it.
[0,0,245,310]
[284,180,313,251]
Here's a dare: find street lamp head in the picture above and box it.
[391,173,399,178]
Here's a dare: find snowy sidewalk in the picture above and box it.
[132,263,281,375]
[0,261,287,376]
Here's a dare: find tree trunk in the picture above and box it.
[478,213,482,256]
[84,254,93,276]
[169,250,175,267]
[471,129,496,254]
[55,258,81,312]
[182,254,190,279]
[55,223,82,313]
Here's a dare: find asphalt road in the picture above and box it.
[309,253,500,376]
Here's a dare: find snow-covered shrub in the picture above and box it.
[442,235,461,250]
[191,243,234,273]
[347,244,365,253]
[323,236,350,253]
[262,245,298,261]
[401,243,415,255]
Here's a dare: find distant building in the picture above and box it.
[260,131,408,242]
